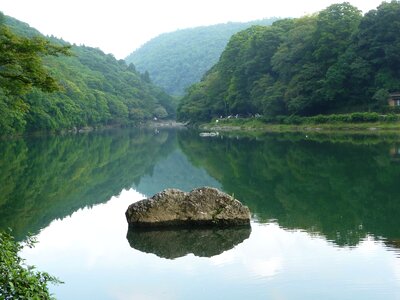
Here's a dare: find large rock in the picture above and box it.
[125,187,251,227]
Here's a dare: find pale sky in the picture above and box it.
[1,0,385,59]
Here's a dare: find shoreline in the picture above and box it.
[199,119,400,135]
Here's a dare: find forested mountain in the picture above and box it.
[0,13,175,135]
[178,1,400,123]
[125,18,278,96]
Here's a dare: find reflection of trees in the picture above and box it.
[179,131,400,247]
[0,129,176,240]
[134,149,222,197]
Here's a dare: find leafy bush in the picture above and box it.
[382,114,400,122]
[275,112,396,125]
[349,112,379,122]
[283,115,303,125]
[0,230,61,299]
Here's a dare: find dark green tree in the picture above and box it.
[0,230,61,299]
[0,13,176,135]
[0,12,70,134]
[356,0,400,92]
[0,14,70,96]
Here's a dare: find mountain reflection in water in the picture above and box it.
[1,129,400,253]
[2,129,399,299]
[178,131,400,248]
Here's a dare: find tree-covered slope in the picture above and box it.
[1,14,175,135]
[125,18,278,96]
[178,1,400,123]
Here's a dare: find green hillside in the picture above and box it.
[0,14,175,135]
[178,1,400,123]
[125,19,278,96]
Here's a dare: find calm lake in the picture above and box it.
[1,128,400,299]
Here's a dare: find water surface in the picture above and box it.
[1,129,399,299]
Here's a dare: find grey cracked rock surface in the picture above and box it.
[125,187,251,227]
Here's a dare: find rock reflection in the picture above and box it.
[385,239,400,258]
[126,226,251,259]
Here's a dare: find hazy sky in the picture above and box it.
[1,0,385,59]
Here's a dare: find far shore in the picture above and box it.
[199,118,400,134]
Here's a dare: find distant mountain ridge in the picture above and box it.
[125,18,278,96]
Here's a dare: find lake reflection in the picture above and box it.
[0,129,176,239]
[1,129,400,299]
[179,131,400,248]
[21,188,400,300]
[127,226,251,259]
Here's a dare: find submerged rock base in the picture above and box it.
[125,187,251,227]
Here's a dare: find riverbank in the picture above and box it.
[200,116,400,134]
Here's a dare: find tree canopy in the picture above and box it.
[0,13,175,135]
[177,1,400,123]
[125,18,278,96]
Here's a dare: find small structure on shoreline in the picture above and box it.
[388,93,400,106]
[125,187,251,228]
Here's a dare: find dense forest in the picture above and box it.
[178,1,400,123]
[125,19,277,96]
[0,13,175,135]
